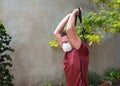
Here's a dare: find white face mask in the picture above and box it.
[62,43,73,52]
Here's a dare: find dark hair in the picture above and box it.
[61,30,67,37]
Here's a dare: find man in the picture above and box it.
[54,8,89,86]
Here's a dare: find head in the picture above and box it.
[61,30,69,43]
[61,31,73,52]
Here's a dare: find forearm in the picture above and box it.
[54,14,71,35]
[66,9,78,30]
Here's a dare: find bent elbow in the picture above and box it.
[53,31,60,39]
[54,30,58,36]
[53,31,56,36]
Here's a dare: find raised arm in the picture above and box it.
[66,9,82,50]
[54,14,71,47]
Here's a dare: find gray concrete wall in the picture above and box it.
[89,34,120,73]
[0,0,120,86]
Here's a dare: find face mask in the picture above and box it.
[62,43,73,52]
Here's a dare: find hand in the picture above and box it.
[72,7,82,16]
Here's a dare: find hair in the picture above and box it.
[61,30,67,37]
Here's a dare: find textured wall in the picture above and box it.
[0,0,120,86]
[89,34,120,73]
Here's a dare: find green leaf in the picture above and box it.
[49,39,58,47]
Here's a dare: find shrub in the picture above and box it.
[0,21,14,86]
[88,71,103,86]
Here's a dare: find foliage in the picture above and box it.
[88,71,103,86]
[0,21,14,86]
[89,0,120,9]
[42,82,51,86]
[49,0,120,47]
[88,68,120,86]
[103,68,120,83]
[49,39,58,48]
